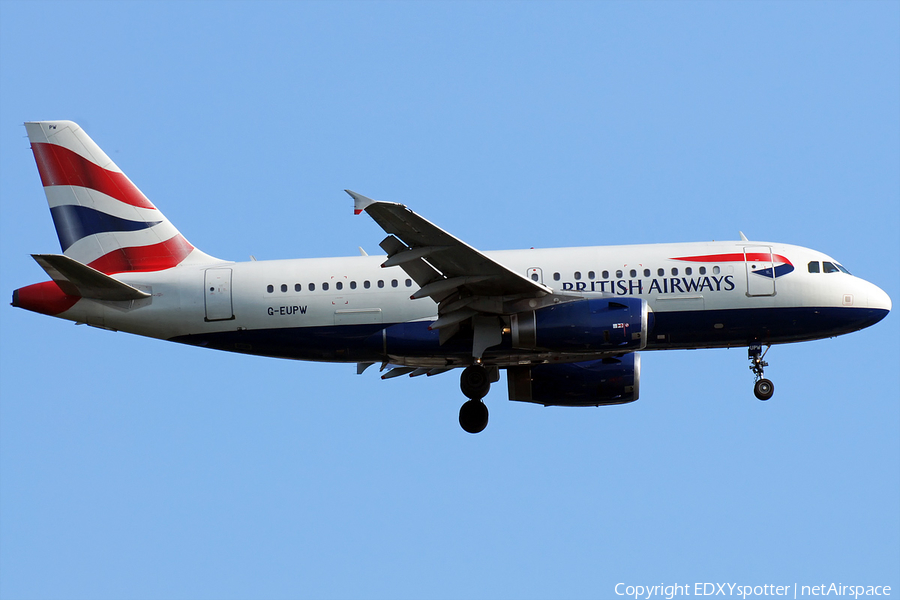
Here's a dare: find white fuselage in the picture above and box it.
[47,240,891,368]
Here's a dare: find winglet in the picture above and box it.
[345,190,378,215]
[740,231,749,241]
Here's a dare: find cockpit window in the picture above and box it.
[808,261,820,273]
[823,261,840,274]
[836,264,851,274]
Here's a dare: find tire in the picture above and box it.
[459,400,489,434]
[754,378,774,401]
[460,365,491,400]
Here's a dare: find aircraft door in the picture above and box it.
[527,267,543,284]
[204,268,234,321]
[744,246,776,297]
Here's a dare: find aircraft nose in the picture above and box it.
[868,282,892,313]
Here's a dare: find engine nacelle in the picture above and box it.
[510,297,650,352]
[507,353,640,407]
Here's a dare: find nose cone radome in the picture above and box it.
[868,283,892,315]
[869,283,892,324]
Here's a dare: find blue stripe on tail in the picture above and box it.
[50,205,162,251]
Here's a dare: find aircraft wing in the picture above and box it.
[347,190,556,350]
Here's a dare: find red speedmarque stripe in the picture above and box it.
[31,142,157,210]
[88,235,194,274]
[672,253,792,265]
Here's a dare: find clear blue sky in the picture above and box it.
[1,2,898,599]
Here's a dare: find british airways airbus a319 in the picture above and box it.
[12,121,892,433]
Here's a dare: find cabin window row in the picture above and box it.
[266,279,414,293]
[545,265,721,282]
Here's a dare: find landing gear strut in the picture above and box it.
[459,365,490,433]
[748,343,774,401]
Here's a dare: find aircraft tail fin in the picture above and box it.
[25,120,220,274]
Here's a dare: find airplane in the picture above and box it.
[11,121,892,433]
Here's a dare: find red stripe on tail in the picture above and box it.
[87,235,194,274]
[31,142,156,210]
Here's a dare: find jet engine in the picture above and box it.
[507,353,640,407]
[510,297,650,352]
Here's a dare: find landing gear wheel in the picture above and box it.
[754,378,774,401]
[459,399,489,434]
[460,365,491,400]
[748,343,775,401]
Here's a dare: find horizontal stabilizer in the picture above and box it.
[32,254,151,301]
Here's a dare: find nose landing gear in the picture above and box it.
[459,365,491,433]
[749,343,774,401]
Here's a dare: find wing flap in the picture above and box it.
[381,245,451,268]
[379,234,442,287]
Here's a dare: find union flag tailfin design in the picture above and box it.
[25,121,219,274]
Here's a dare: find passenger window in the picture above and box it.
[405,279,412,287]
[295,284,302,292]
[713,266,720,275]
[685,267,692,276]
[531,273,539,281]
[823,262,840,274]
[808,261,820,273]
[602,271,609,279]
[281,284,288,292]
[553,272,560,281]
[378,280,384,288]
[588,271,595,280]
[657,268,664,277]
[629,269,636,278]
[308,283,315,292]
[322,282,329,291]
[336,282,343,290]
[574,271,581,280]
[616,270,623,279]
[364,281,371,289]
[350,281,357,290]
[391,279,398,288]
[699,267,706,275]
[266,285,274,293]
[643,269,650,277]
[671,268,678,276]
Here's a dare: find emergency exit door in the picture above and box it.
[204,268,234,321]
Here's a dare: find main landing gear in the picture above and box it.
[748,343,775,401]
[459,365,491,434]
